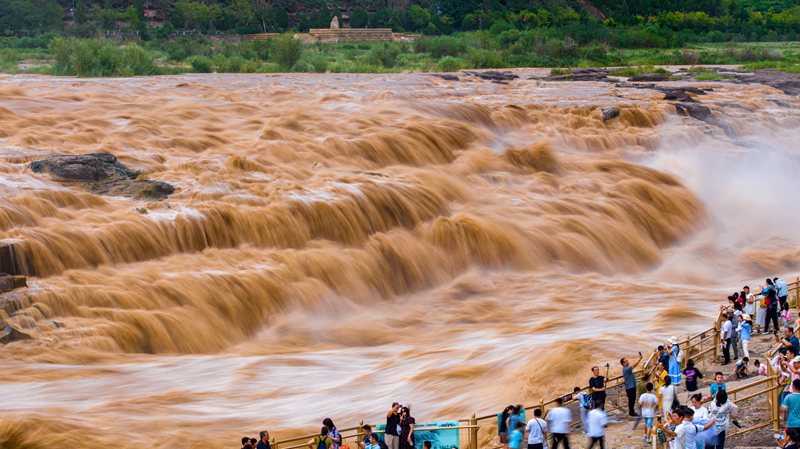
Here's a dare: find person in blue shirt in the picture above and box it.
[780,326,800,355]
[782,379,800,431]
[667,338,682,385]
[738,315,752,359]
[763,279,780,333]
[706,372,727,402]
[508,421,524,449]
[776,277,790,311]
[257,430,272,449]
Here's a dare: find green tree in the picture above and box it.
[351,7,369,28]
[270,35,303,69]
[405,4,431,31]
[274,6,289,31]
[75,0,88,24]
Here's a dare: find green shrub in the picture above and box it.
[187,55,213,73]
[436,56,463,72]
[467,48,504,68]
[365,43,401,68]
[48,37,159,77]
[549,67,571,76]
[270,35,303,70]
[413,36,467,58]
[694,74,728,80]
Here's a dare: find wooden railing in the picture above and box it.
[271,277,799,449]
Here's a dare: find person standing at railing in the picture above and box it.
[654,361,668,410]
[308,427,333,449]
[719,314,732,365]
[257,430,271,449]
[621,352,643,417]
[385,403,401,449]
[763,279,780,333]
[573,387,591,432]
[499,405,514,445]
[589,366,607,411]
[323,418,342,449]
[777,277,790,312]
[525,408,548,449]
[668,337,682,385]
[546,397,572,449]
[507,404,524,446]
[736,314,751,359]
[742,287,755,319]
[398,406,415,449]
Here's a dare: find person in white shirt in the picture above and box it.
[689,394,709,421]
[545,397,572,449]
[660,407,716,449]
[659,376,677,419]
[525,408,548,449]
[720,313,733,365]
[586,403,608,449]
[639,382,658,444]
[572,387,590,433]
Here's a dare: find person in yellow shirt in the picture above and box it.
[653,361,669,410]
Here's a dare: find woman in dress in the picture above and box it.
[755,293,767,334]
[659,376,677,418]
[399,406,415,449]
[667,337,682,385]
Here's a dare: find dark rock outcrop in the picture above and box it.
[735,69,800,96]
[658,86,708,102]
[0,319,32,344]
[544,68,617,83]
[0,274,26,293]
[0,242,26,277]
[464,70,519,81]
[674,103,712,121]
[30,153,175,200]
[430,73,459,81]
[629,73,671,82]
[602,108,620,121]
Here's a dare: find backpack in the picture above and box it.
[579,393,594,410]
[316,436,330,449]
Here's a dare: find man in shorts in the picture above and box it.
[638,382,658,444]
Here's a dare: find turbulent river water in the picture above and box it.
[0,70,799,448]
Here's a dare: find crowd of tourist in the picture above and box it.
[240,277,797,449]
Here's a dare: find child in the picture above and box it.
[735,357,750,378]
[755,359,768,376]
[683,359,704,393]
[507,421,524,449]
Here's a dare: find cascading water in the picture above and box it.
[0,71,797,449]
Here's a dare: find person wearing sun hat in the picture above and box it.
[738,314,752,359]
[667,336,682,385]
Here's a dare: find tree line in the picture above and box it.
[2,0,800,44]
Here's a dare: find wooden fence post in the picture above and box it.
[469,414,478,449]
[713,320,719,363]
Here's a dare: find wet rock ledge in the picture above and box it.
[30,152,175,200]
